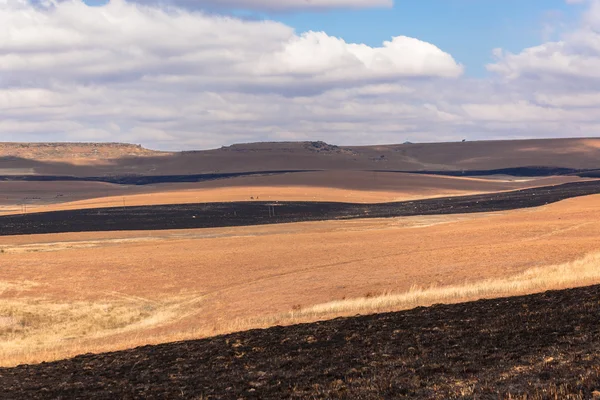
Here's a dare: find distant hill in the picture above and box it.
[1,138,600,176]
[0,142,167,162]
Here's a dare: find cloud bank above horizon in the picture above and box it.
[1,0,600,150]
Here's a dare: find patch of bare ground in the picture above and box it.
[1,194,600,366]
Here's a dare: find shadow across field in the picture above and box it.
[0,170,314,185]
[2,285,600,399]
[1,167,600,186]
[2,180,600,236]
[382,166,600,178]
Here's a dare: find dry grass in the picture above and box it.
[0,281,40,295]
[120,250,600,347]
[0,294,200,367]
[0,237,158,254]
[285,251,600,319]
[2,251,600,368]
[0,300,152,342]
[2,194,600,367]
[168,251,600,343]
[195,251,600,336]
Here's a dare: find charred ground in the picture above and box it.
[1,166,600,186]
[2,179,600,236]
[2,285,600,399]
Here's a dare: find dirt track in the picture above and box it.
[2,285,599,399]
[2,180,600,236]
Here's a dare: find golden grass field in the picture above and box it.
[1,190,600,367]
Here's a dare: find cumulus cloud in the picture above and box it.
[0,0,468,148]
[263,33,461,79]
[488,0,600,83]
[471,0,600,139]
[1,1,461,85]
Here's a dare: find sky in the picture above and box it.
[1,0,600,150]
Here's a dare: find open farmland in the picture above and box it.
[1,192,600,367]
[2,179,600,236]
[7,0,600,393]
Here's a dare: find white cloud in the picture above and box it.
[0,1,461,87]
[465,0,600,140]
[262,33,462,79]
[0,0,468,148]
[535,92,600,107]
[488,0,600,83]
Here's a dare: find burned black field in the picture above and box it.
[2,285,600,399]
[2,179,600,236]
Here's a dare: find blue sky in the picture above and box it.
[275,0,585,76]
